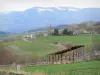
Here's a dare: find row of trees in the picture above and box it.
[52,28,73,36]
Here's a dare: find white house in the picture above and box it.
[22,34,36,41]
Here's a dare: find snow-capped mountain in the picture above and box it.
[0,7,100,33]
[33,7,79,12]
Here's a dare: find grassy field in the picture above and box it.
[4,35,93,56]
[1,35,100,75]
[24,60,100,75]
[0,34,9,40]
[0,60,100,75]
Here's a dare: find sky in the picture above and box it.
[0,0,100,12]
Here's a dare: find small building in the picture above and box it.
[44,32,48,37]
[46,45,85,64]
[79,29,90,34]
[22,34,36,41]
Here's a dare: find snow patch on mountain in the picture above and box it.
[55,7,66,10]
[36,7,79,12]
[69,8,78,11]
[2,11,12,15]
[37,8,55,13]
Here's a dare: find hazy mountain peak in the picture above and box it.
[37,8,55,13]
[31,7,79,13]
[0,7,100,33]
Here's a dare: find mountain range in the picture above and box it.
[28,25,67,32]
[0,7,100,33]
[0,31,9,35]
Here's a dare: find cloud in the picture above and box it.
[0,0,100,12]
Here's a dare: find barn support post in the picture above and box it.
[53,55,55,64]
[51,55,52,63]
[73,49,75,62]
[68,52,70,63]
[48,55,49,63]
[82,46,85,61]
[57,54,60,63]
[56,54,58,64]
[56,54,57,63]
[54,54,55,63]
[48,55,51,63]
[54,54,56,64]
[61,53,63,64]
[83,46,84,56]
[65,52,67,64]
[57,54,58,62]
[52,55,54,64]
[78,52,79,62]
[76,52,78,62]
[59,54,61,64]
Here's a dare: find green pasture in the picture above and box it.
[24,60,100,75]
[37,35,92,45]
[4,35,93,56]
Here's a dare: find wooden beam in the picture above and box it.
[69,52,70,61]
[58,54,59,62]
[82,46,85,61]
[52,55,54,64]
[73,49,74,62]
[83,46,84,56]
[48,55,51,63]
[61,53,63,64]
[54,54,56,63]
[65,50,68,64]
[76,52,78,62]
[78,52,79,62]
[65,52,67,64]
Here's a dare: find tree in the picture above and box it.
[62,29,73,35]
[68,31,73,35]
[52,29,59,35]
[62,29,68,35]
[92,22,100,52]
[0,43,15,65]
[94,21,100,34]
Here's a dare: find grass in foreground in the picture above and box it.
[24,60,100,75]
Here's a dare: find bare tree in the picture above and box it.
[0,43,15,65]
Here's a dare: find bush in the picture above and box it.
[52,29,59,36]
[62,29,73,35]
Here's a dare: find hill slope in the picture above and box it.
[4,35,92,57]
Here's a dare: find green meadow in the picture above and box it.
[1,34,100,75]
[4,35,93,56]
[24,60,100,75]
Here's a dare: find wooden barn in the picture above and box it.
[47,45,85,64]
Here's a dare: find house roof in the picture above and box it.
[48,45,84,55]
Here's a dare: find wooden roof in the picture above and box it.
[49,45,84,55]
